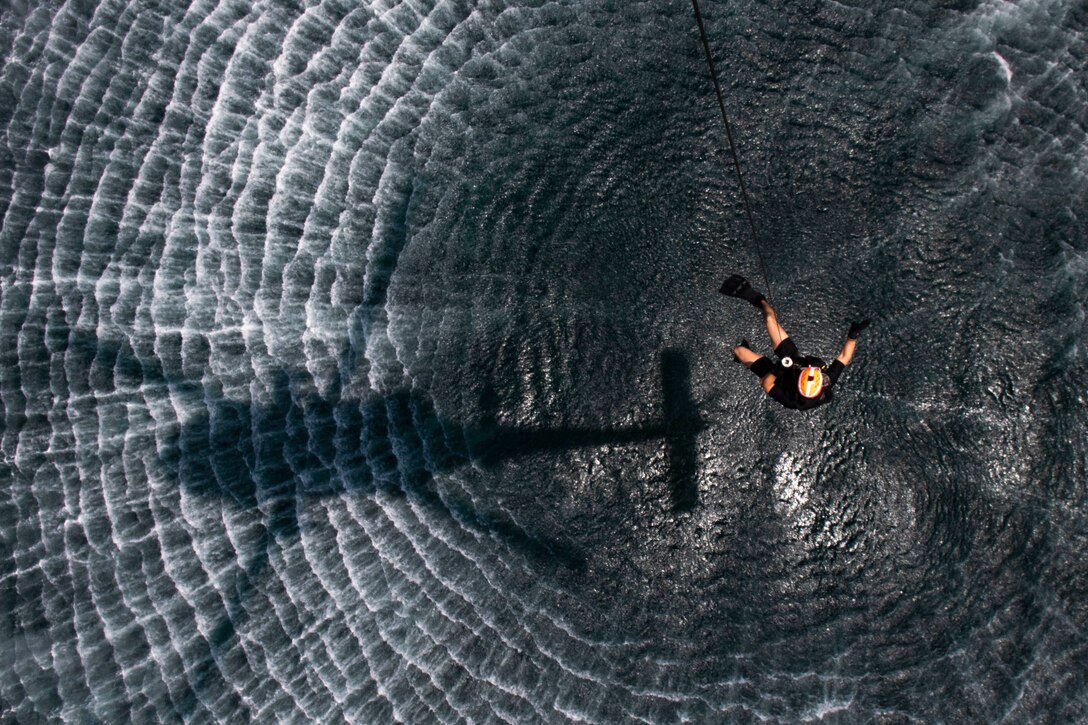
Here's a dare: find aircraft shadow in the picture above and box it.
[53,328,704,716]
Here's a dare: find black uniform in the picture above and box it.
[749,338,845,411]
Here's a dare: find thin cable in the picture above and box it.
[691,0,784,343]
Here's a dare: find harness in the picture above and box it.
[778,355,827,372]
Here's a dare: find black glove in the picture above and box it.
[847,319,871,340]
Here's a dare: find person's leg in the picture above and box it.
[760,300,789,349]
[744,354,776,384]
[735,346,776,380]
[736,349,777,394]
[733,344,762,366]
[774,336,801,363]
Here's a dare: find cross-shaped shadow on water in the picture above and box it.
[60,327,703,717]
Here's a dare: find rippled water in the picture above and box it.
[2,0,1087,722]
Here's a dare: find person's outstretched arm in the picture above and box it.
[835,337,857,366]
[836,319,870,367]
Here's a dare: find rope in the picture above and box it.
[691,0,782,337]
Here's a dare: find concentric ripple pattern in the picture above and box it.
[2,0,1088,722]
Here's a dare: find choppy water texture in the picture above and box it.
[3,0,1088,722]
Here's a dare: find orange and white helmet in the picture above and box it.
[798,366,824,398]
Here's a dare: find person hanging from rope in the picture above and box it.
[692,0,870,410]
[720,274,870,411]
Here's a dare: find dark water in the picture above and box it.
[2,0,1087,722]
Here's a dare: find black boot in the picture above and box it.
[720,274,766,308]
